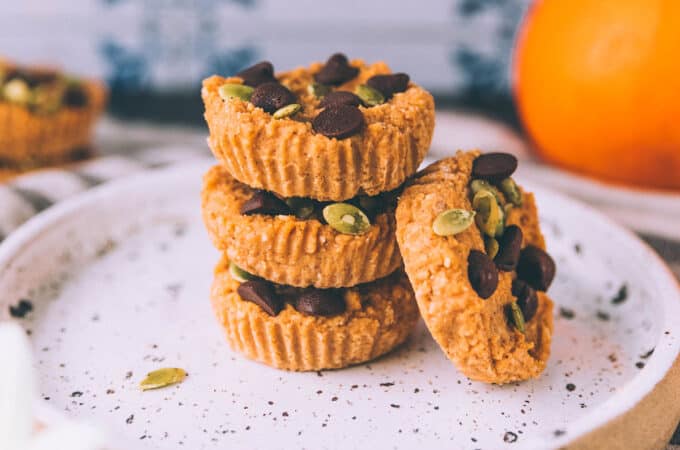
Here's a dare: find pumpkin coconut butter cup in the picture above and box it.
[395,150,555,384]
[202,164,402,288]
[210,256,419,371]
[201,53,435,202]
[0,60,107,173]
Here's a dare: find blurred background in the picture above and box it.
[1,0,527,124]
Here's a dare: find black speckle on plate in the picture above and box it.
[611,284,628,305]
[596,311,610,321]
[9,299,33,318]
[559,307,575,319]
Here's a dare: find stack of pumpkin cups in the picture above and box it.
[200,53,436,370]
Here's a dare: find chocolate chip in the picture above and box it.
[64,85,88,108]
[240,190,291,216]
[494,225,523,271]
[366,73,410,99]
[472,153,518,182]
[312,104,364,139]
[237,280,283,316]
[250,82,296,114]
[235,61,276,87]
[319,91,362,108]
[12,69,58,87]
[467,249,499,299]
[9,299,33,318]
[517,245,556,291]
[512,279,538,322]
[314,53,359,86]
[294,289,346,317]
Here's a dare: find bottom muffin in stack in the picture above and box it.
[210,257,418,371]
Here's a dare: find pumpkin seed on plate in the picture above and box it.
[484,236,500,259]
[140,368,187,391]
[273,103,302,119]
[355,84,385,107]
[507,301,526,333]
[500,177,522,207]
[432,208,476,236]
[307,82,331,99]
[322,203,370,235]
[472,190,505,238]
[229,261,256,283]
[218,83,254,102]
[285,197,316,219]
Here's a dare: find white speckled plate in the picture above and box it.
[1,160,679,450]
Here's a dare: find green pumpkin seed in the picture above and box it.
[322,203,371,235]
[472,190,505,238]
[500,177,522,207]
[470,179,501,203]
[285,197,316,219]
[355,84,385,107]
[432,208,476,236]
[3,79,31,105]
[273,103,302,119]
[140,368,187,391]
[229,261,256,283]
[484,236,500,259]
[218,83,254,102]
[508,301,526,333]
[29,85,63,115]
[307,82,331,99]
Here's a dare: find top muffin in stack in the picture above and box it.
[201,53,435,371]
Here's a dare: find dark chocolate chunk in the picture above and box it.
[472,153,518,182]
[63,85,88,108]
[240,190,291,216]
[314,53,359,86]
[237,280,283,316]
[319,91,362,108]
[312,104,364,139]
[512,279,538,322]
[250,82,296,114]
[235,61,276,87]
[9,299,33,318]
[494,225,523,271]
[294,289,346,317]
[517,245,556,291]
[366,73,410,99]
[467,249,499,299]
[11,69,58,87]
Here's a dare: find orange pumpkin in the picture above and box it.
[513,0,680,191]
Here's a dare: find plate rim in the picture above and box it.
[0,161,678,448]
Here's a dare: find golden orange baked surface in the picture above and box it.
[0,63,106,169]
[395,151,554,383]
[202,165,402,288]
[210,257,419,371]
[201,59,434,201]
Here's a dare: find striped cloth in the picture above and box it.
[0,144,209,244]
